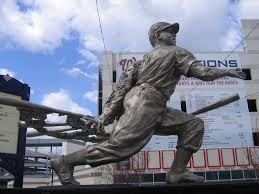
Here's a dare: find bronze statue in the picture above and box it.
[49,22,246,185]
[0,21,246,185]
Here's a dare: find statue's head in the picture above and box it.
[148,22,179,47]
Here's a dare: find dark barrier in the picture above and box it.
[1,181,259,194]
[0,74,30,188]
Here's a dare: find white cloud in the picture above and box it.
[27,127,55,139]
[83,90,98,104]
[79,49,99,67]
[45,113,67,123]
[239,0,259,19]
[30,89,34,95]
[1,0,259,56]
[27,127,35,133]
[41,89,92,116]
[220,3,243,51]
[81,35,103,51]
[221,21,243,51]
[58,57,65,65]
[0,68,15,77]
[75,59,86,65]
[64,67,98,80]
[0,0,74,52]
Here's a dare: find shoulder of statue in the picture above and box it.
[132,60,142,67]
[175,45,184,52]
[175,46,193,56]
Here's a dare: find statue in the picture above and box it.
[49,22,246,185]
[0,21,246,185]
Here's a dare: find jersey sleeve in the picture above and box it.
[175,47,198,76]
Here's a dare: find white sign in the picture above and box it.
[186,90,253,148]
[0,92,20,154]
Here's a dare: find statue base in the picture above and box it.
[3,180,259,194]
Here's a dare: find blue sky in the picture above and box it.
[0,0,259,119]
[0,39,98,115]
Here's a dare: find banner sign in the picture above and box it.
[116,53,243,89]
[0,92,20,154]
[177,53,244,89]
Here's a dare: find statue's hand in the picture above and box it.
[90,113,110,134]
[228,68,246,80]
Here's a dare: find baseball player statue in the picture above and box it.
[50,22,246,185]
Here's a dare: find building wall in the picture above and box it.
[241,19,259,134]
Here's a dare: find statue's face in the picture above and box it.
[157,28,176,45]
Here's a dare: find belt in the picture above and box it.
[136,83,167,102]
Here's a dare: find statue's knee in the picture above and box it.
[197,117,204,127]
[194,117,204,134]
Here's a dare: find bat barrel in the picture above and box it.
[191,94,240,115]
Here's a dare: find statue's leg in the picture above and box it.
[51,85,166,185]
[155,107,205,183]
[50,150,87,185]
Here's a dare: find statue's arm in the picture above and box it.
[175,47,246,81]
[187,62,229,81]
[100,60,141,125]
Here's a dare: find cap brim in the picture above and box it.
[162,23,179,34]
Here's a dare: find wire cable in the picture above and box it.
[222,22,259,62]
[96,0,112,83]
